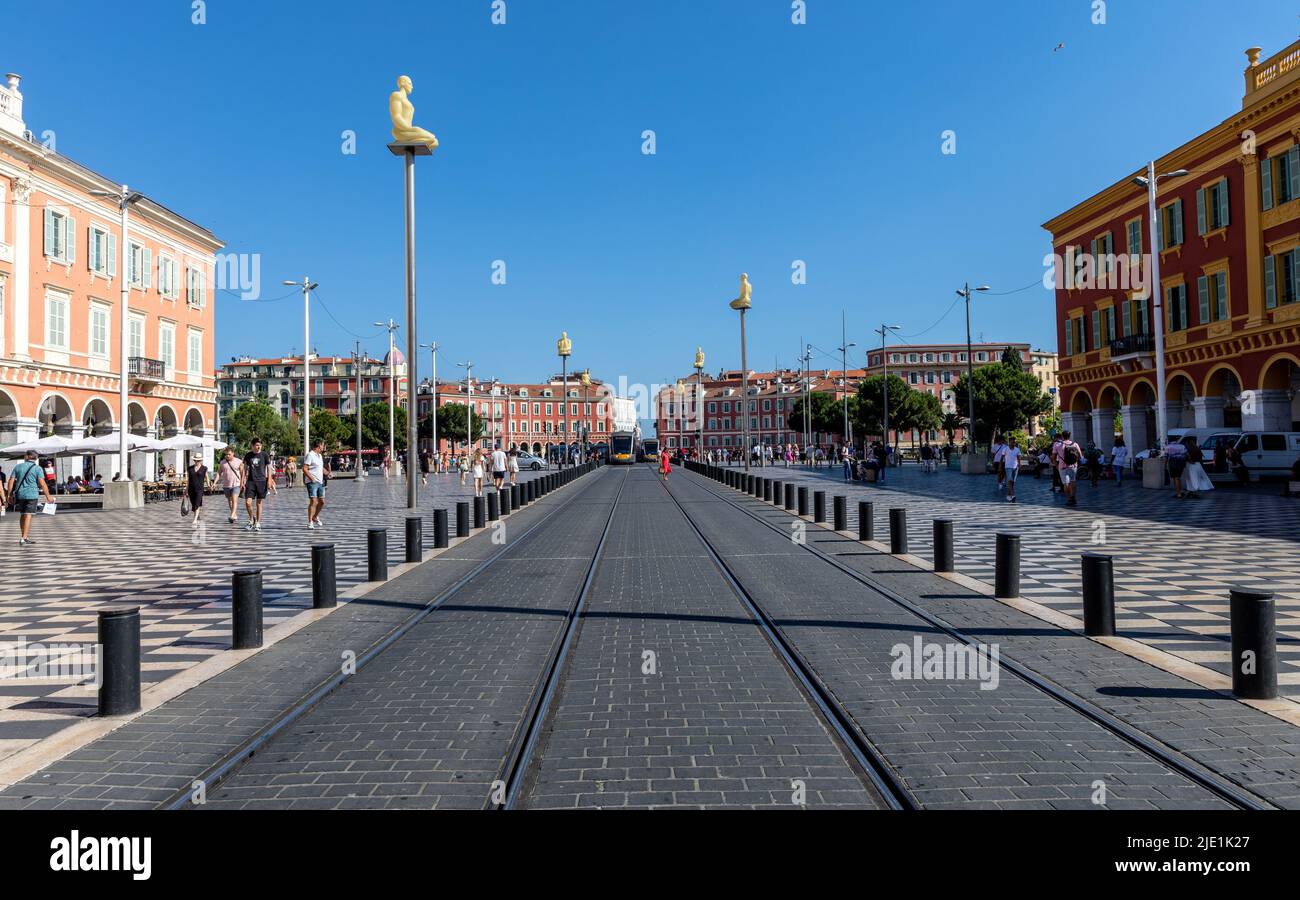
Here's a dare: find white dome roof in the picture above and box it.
[384,347,406,366]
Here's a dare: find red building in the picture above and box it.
[1043,38,1300,450]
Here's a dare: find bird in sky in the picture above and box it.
[1053,42,1065,52]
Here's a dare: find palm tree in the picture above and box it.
[941,412,962,445]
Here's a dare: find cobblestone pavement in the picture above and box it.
[722,460,1300,695]
[0,470,549,761]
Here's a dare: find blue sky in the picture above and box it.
[7,0,1294,395]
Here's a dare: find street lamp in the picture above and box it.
[1133,164,1189,451]
[875,324,902,464]
[457,360,475,454]
[419,341,438,466]
[283,277,318,453]
[955,283,991,448]
[729,274,752,472]
[580,369,591,457]
[89,185,143,481]
[557,332,572,468]
[837,310,856,451]
[694,347,706,459]
[800,342,813,454]
[374,319,400,473]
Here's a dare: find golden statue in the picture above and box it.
[557,331,572,357]
[730,273,752,310]
[694,346,705,369]
[389,75,439,151]
[581,369,591,387]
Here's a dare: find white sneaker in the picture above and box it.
[307,521,316,530]
[254,521,262,531]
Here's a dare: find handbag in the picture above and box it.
[180,496,191,517]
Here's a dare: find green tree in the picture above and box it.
[941,412,963,444]
[953,361,1052,446]
[359,402,408,452]
[852,375,913,440]
[300,406,349,453]
[787,392,843,441]
[434,402,485,448]
[895,391,943,445]
[1000,346,1025,371]
[227,399,293,455]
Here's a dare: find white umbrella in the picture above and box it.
[1,435,74,457]
[66,433,167,454]
[160,434,227,451]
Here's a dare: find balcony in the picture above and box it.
[1107,334,1155,372]
[129,356,166,384]
[1245,39,1300,108]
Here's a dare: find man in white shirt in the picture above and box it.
[303,439,327,529]
[991,435,1007,493]
[491,445,508,491]
[1002,435,1022,503]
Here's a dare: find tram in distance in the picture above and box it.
[609,431,639,465]
[640,439,661,462]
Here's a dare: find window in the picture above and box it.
[1196,271,1229,323]
[43,208,76,263]
[1157,199,1185,250]
[1197,179,1230,234]
[87,224,116,276]
[186,266,206,307]
[545,403,552,415]
[1166,283,1189,332]
[129,315,144,359]
[159,323,175,371]
[127,242,152,289]
[1090,232,1114,276]
[45,292,68,349]
[1261,146,1300,210]
[941,352,951,363]
[158,255,180,299]
[1265,249,1300,308]
[188,330,203,374]
[90,304,110,358]
[708,401,717,413]
[1262,434,1288,452]
[976,351,987,362]
[1126,218,1142,256]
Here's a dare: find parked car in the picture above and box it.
[1134,428,1242,471]
[516,451,549,471]
[1230,432,1300,480]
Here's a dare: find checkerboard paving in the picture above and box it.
[726,461,1300,697]
[0,471,545,760]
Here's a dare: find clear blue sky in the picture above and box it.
[7,0,1293,393]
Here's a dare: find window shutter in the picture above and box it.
[87,225,95,271]
[1265,255,1277,309]
[1262,157,1274,210]
[1165,287,1173,330]
[43,208,55,256]
[1139,297,1149,334]
[107,233,117,277]
[1173,199,1184,245]
[1218,179,1229,227]
[1292,249,1300,305]
[1290,147,1300,200]
[1106,306,1115,342]
[1215,272,1228,320]
[1092,310,1100,350]
[1197,275,1210,323]
[1122,299,1131,336]
[1156,209,1164,250]
[143,249,152,289]
[1196,188,1207,235]
[1179,286,1189,329]
[1064,319,1073,356]
[65,217,75,264]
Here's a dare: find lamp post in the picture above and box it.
[557,332,572,468]
[353,340,366,477]
[694,347,705,459]
[1133,163,1189,451]
[580,369,591,458]
[420,341,438,466]
[837,310,856,452]
[801,342,813,453]
[675,380,686,456]
[955,283,991,448]
[729,274,752,472]
[374,319,400,474]
[89,185,143,481]
[457,361,474,455]
[875,324,901,459]
[283,277,318,454]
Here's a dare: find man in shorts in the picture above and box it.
[218,447,244,524]
[6,450,53,546]
[490,444,508,492]
[1056,430,1082,508]
[303,438,327,529]
[241,437,273,531]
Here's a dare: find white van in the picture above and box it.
[1231,432,1300,480]
[1167,427,1239,448]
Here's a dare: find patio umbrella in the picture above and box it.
[0,435,74,457]
[159,434,227,451]
[66,433,169,454]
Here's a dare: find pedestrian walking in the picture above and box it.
[471,449,485,497]
[241,438,273,531]
[6,450,52,546]
[1003,435,1022,503]
[490,445,508,492]
[1085,442,1103,487]
[991,434,1007,493]
[1110,437,1129,486]
[303,438,327,528]
[184,455,208,529]
[419,448,431,487]
[1164,439,1189,498]
[1056,430,1082,507]
[218,448,243,523]
[1183,441,1214,499]
[508,448,520,485]
[285,457,298,487]
[659,448,672,482]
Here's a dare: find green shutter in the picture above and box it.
[1173,199,1184,245]
[1292,249,1300,305]
[1216,272,1228,320]
[87,225,95,271]
[1064,318,1073,356]
[1106,306,1115,342]
[1265,255,1277,309]
[1217,179,1229,227]
[143,248,152,289]
[1156,208,1164,250]
[65,217,75,265]
[1197,275,1210,323]
[1290,147,1300,200]
[1196,188,1207,235]
[1092,310,1100,350]
[1139,296,1149,334]
[107,233,117,277]
[1262,157,1274,210]
[43,208,55,257]
[1122,299,1132,336]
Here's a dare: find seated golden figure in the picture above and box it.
[390,75,439,151]
[730,273,752,310]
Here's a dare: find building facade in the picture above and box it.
[0,71,222,476]
[1043,39,1300,450]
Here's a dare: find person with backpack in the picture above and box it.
[7,450,53,545]
[1057,430,1082,507]
[1085,442,1104,487]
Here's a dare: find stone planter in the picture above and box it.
[960,453,986,475]
[1142,457,1166,490]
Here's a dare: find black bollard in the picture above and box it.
[1230,588,1278,700]
[434,509,449,549]
[232,567,264,649]
[889,508,908,554]
[859,501,874,542]
[994,532,1020,599]
[456,501,471,537]
[1081,553,1115,636]
[511,484,520,511]
[487,491,499,521]
[933,519,954,573]
[766,479,776,502]
[367,528,388,582]
[474,496,486,529]
[798,486,810,517]
[833,496,847,531]
[498,488,510,517]
[312,543,337,608]
[785,483,796,510]
[813,491,826,523]
[97,607,140,716]
[405,516,423,563]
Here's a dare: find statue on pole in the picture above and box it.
[389,75,439,151]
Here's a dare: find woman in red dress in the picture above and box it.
[659,450,671,482]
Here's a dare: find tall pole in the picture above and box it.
[464,362,474,453]
[401,151,419,509]
[301,278,311,455]
[387,322,396,471]
[116,187,130,479]
[842,312,849,449]
[562,356,569,467]
[694,347,705,460]
[740,309,749,472]
[431,343,437,463]
[881,327,890,454]
[1148,160,1168,452]
[354,341,364,477]
[964,282,975,447]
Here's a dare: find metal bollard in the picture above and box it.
[785,483,796,510]
[367,529,388,582]
[456,501,471,537]
[753,476,762,498]
[487,491,500,521]
[798,486,810,517]
[833,496,847,531]
[511,484,520,511]
[97,607,141,716]
[232,567,264,649]
[764,479,773,502]
[473,496,486,529]
[1230,588,1277,700]
[1081,553,1115,636]
[889,508,908,554]
[933,519,954,573]
[994,532,1020,599]
[434,509,449,549]
[498,488,510,517]
[312,543,337,608]
[813,491,826,523]
[405,516,423,563]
